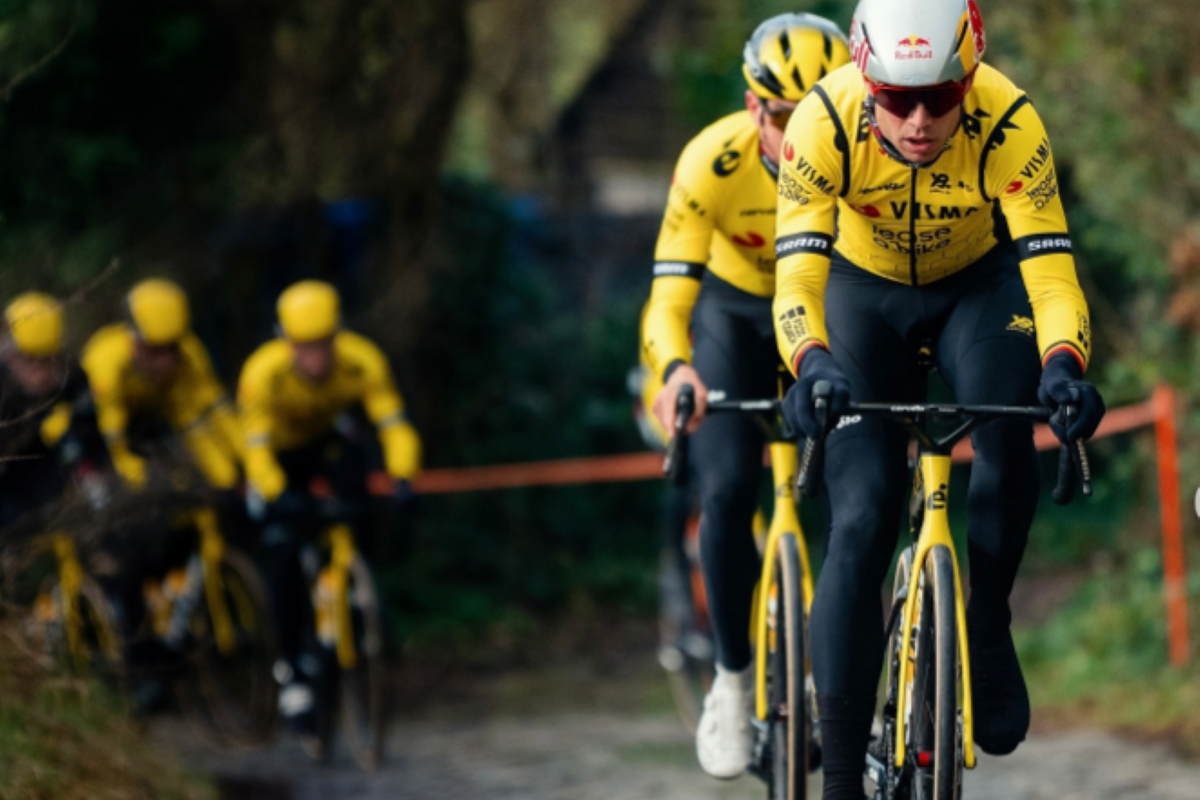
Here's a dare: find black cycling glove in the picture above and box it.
[783,347,851,440]
[1037,352,1105,443]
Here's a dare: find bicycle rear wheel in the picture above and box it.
[767,532,808,800]
[909,545,961,800]
[177,548,279,747]
[340,553,386,771]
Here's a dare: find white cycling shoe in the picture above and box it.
[696,665,753,779]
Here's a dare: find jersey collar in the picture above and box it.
[760,151,780,181]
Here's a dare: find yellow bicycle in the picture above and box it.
[666,384,818,800]
[143,503,279,747]
[23,529,125,682]
[796,382,1092,800]
[299,488,386,772]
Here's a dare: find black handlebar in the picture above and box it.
[797,384,1094,505]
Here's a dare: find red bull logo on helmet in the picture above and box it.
[895,35,933,61]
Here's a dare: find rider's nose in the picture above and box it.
[908,103,933,128]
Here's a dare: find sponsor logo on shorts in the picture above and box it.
[1006,315,1035,336]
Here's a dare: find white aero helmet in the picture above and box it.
[849,0,986,88]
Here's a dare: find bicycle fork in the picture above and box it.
[315,523,358,670]
[51,533,89,670]
[753,441,815,722]
[194,507,238,657]
[893,453,976,770]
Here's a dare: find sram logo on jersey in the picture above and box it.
[1015,234,1072,260]
[776,233,833,258]
[653,261,705,279]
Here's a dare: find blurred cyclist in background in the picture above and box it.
[81,278,243,492]
[81,278,246,709]
[238,279,421,732]
[0,292,103,532]
[641,13,850,778]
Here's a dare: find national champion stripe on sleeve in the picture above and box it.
[775,232,834,260]
[652,261,706,280]
[1014,234,1072,260]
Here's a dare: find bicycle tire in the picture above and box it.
[657,530,713,734]
[31,574,127,685]
[176,547,279,748]
[767,532,808,800]
[870,547,915,799]
[75,576,127,684]
[340,553,386,772]
[910,545,960,800]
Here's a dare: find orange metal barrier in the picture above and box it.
[413,385,1188,663]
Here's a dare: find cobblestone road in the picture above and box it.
[163,711,1200,800]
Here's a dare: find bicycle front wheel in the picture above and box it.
[177,547,279,748]
[340,553,386,772]
[29,574,126,685]
[767,532,808,800]
[909,545,961,800]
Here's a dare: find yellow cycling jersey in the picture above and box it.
[773,63,1091,374]
[641,110,779,382]
[81,324,243,489]
[237,330,421,500]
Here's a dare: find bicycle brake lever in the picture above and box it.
[663,384,695,487]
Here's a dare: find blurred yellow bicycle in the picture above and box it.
[298,480,386,772]
[24,529,125,682]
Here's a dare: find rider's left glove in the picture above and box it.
[782,347,851,440]
[1037,353,1105,443]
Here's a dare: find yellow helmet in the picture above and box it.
[742,13,851,101]
[126,279,190,346]
[5,292,63,357]
[277,280,340,343]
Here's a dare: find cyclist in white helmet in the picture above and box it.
[772,1,1104,797]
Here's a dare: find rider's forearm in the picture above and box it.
[183,425,241,490]
[1018,252,1090,370]
[379,422,421,480]
[773,251,833,375]
[642,276,701,383]
[244,445,287,501]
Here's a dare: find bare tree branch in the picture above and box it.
[0,0,86,102]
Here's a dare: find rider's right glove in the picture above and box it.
[1037,352,1106,443]
[782,347,851,440]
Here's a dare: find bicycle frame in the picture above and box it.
[891,449,977,770]
[51,532,89,669]
[188,507,238,657]
[323,522,360,671]
[752,440,816,722]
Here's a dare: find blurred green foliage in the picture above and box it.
[0,634,215,799]
[1018,547,1200,753]
[380,178,662,649]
